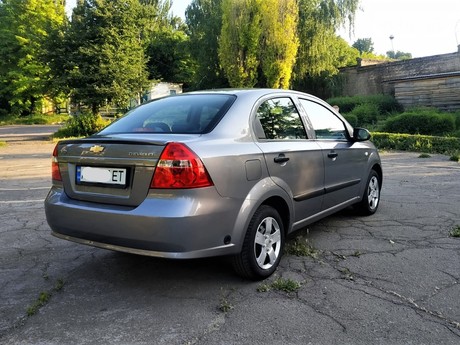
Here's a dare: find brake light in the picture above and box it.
[150,142,213,189]
[51,144,62,181]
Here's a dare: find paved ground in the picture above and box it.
[0,126,459,344]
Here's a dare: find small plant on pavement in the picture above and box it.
[271,278,301,293]
[418,153,431,158]
[257,278,302,293]
[27,292,51,316]
[285,236,319,258]
[450,225,460,237]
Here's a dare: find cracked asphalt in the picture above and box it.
[0,126,459,344]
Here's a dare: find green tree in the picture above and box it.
[352,38,374,55]
[140,1,194,85]
[387,50,412,60]
[0,0,66,116]
[186,0,228,89]
[259,0,299,88]
[219,0,262,87]
[62,0,149,113]
[295,0,359,78]
[146,28,195,84]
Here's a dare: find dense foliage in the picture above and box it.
[327,94,403,114]
[0,0,416,120]
[383,111,456,136]
[0,0,66,116]
[53,112,109,138]
[372,132,460,155]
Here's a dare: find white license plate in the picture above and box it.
[77,166,127,186]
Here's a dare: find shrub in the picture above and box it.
[327,94,402,114]
[343,114,358,127]
[351,103,380,126]
[383,112,455,136]
[371,132,460,155]
[327,96,359,113]
[54,112,110,138]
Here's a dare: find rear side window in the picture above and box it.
[99,94,236,135]
[255,97,307,140]
[299,99,347,140]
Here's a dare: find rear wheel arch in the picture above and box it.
[372,163,383,186]
[262,196,291,237]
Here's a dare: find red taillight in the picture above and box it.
[150,142,213,189]
[51,144,62,181]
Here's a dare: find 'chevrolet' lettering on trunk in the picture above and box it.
[128,152,155,157]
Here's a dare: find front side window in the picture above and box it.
[255,98,307,140]
[300,99,347,140]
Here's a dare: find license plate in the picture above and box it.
[77,166,127,186]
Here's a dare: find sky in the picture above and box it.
[66,0,460,58]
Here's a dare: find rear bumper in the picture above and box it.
[45,187,243,259]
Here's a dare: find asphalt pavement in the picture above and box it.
[0,126,459,344]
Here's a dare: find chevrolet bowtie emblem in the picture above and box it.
[89,145,105,153]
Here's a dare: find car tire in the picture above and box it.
[356,169,381,215]
[232,205,284,280]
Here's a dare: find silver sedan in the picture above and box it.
[45,89,382,279]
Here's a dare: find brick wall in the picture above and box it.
[340,47,460,110]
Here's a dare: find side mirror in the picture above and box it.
[353,128,371,141]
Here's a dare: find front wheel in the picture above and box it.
[232,205,285,280]
[356,169,381,215]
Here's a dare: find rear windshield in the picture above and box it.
[99,94,236,135]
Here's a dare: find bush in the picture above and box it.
[383,111,455,136]
[371,132,460,155]
[351,103,380,126]
[54,112,110,138]
[327,94,402,114]
[343,114,358,127]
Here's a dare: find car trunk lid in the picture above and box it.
[54,137,168,207]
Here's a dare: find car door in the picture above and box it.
[253,96,324,226]
[299,98,367,211]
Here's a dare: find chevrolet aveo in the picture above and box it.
[45,89,382,279]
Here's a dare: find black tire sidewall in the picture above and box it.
[244,205,285,279]
[362,170,380,215]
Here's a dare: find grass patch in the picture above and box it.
[450,154,460,162]
[418,153,431,158]
[258,278,302,293]
[449,225,460,238]
[0,114,69,126]
[218,297,234,313]
[271,278,301,292]
[285,236,319,258]
[0,141,6,147]
[26,279,65,317]
[339,267,355,281]
[27,292,51,316]
[218,288,234,313]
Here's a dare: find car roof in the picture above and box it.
[179,88,326,105]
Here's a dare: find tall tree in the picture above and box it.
[146,28,195,84]
[0,0,66,116]
[352,38,374,55]
[218,0,262,87]
[62,0,149,113]
[387,50,412,60]
[186,0,227,89]
[259,0,298,88]
[141,1,194,85]
[295,0,359,78]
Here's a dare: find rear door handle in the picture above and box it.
[274,154,290,164]
[327,152,338,159]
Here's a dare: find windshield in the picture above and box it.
[99,94,236,135]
